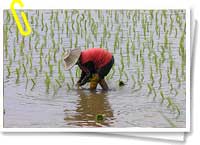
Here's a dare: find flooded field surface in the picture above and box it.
[3,10,186,128]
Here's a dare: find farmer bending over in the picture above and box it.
[63,48,114,90]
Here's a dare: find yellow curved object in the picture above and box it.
[10,0,32,36]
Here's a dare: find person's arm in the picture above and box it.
[77,71,86,84]
[79,61,95,86]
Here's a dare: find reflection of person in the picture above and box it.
[63,48,114,90]
[64,90,114,127]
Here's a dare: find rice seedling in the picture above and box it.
[137,32,141,48]
[31,16,34,24]
[120,53,124,72]
[45,23,48,34]
[92,23,98,40]
[169,14,174,35]
[45,72,51,93]
[34,67,38,78]
[160,46,165,63]
[165,97,174,109]
[16,26,19,43]
[8,25,12,33]
[66,82,71,90]
[137,67,141,82]
[179,32,186,76]
[176,68,181,88]
[155,12,159,36]
[50,27,54,39]
[174,104,181,117]
[4,26,8,58]
[58,60,61,75]
[131,74,136,89]
[43,35,47,47]
[103,24,107,39]
[20,41,25,56]
[76,16,80,35]
[149,10,154,21]
[136,54,139,63]
[6,11,11,23]
[164,30,169,49]
[163,21,167,32]
[160,90,165,104]
[52,38,56,49]
[71,19,75,32]
[150,65,154,86]
[142,14,147,40]
[29,57,33,70]
[55,78,62,88]
[75,67,81,78]
[114,11,119,23]
[84,20,87,33]
[159,68,162,89]
[126,39,130,54]
[147,83,153,95]
[39,56,43,72]
[124,71,129,82]
[40,45,44,57]
[34,38,39,51]
[56,11,60,31]
[170,83,174,93]
[49,64,53,76]
[6,65,11,78]
[114,32,119,53]
[22,64,27,76]
[24,55,28,67]
[153,53,159,73]
[118,80,125,87]
[28,36,32,50]
[69,70,75,85]
[152,87,157,100]
[41,13,44,31]
[118,67,123,82]
[100,38,103,48]
[174,88,178,97]
[50,10,54,25]
[69,33,73,48]
[109,66,115,79]
[137,80,142,90]
[35,16,39,27]
[30,78,36,90]
[8,55,12,66]
[131,41,136,56]
[175,28,177,38]
[167,68,171,84]
[74,35,78,48]
[15,68,20,84]
[53,84,58,96]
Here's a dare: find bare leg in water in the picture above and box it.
[90,74,109,91]
[99,79,109,90]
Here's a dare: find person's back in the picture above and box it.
[80,48,112,70]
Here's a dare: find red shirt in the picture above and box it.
[80,48,112,70]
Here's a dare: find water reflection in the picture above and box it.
[64,90,114,127]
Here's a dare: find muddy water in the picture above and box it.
[4,83,185,128]
[3,10,186,128]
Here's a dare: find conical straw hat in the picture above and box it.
[63,48,81,70]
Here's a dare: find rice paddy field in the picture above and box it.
[3,9,186,128]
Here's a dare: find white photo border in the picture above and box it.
[0,0,190,132]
